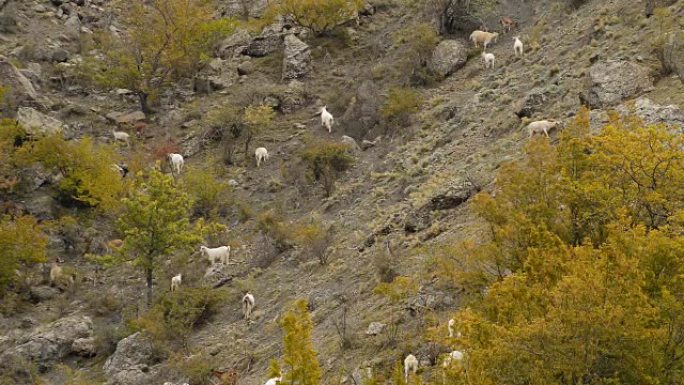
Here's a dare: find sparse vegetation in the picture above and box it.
[92,0,235,112]
[279,0,363,36]
[280,299,322,385]
[0,215,48,295]
[300,141,354,196]
[380,87,423,129]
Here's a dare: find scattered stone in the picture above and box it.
[106,111,146,124]
[0,315,93,372]
[17,107,65,135]
[282,34,311,80]
[29,285,60,302]
[581,60,653,108]
[515,88,551,119]
[430,40,468,77]
[245,34,282,57]
[72,337,97,357]
[228,179,239,188]
[218,28,252,58]
[103,332,162,385]
[365,322,386,336]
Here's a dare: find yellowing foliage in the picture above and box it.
[94,0,235,112]
[280,299,322,385]
[0,215,48,292]
[380,87,423,127]
[432,108,684,385]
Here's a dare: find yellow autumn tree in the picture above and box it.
[280,299,322,385]
[94,0,235,112]
[432,108,684,385]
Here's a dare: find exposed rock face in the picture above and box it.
[660,31,684,85]
[279,80,307,113]
[105,110,146,125]
[581,61,653,108]
[0,56,39,112]
[17,107,65,135]
[282,34,311,80]
[341,80,381,140]
[590,97,684,133]
[218,28,252,59]
[515,88,551,118]
[0,315,94,372]
[430,40,468,77]
[71,337,97,357]
[245,34,282,57]
[103,332,162,385]
[221,0,268,18]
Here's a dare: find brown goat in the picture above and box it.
[211,368,238,385]
[500,16,517,33]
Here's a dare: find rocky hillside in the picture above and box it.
[0,0,683,384]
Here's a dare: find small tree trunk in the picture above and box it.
[244,133,253,163]
[138,92,153,114]
[145,267,153,308]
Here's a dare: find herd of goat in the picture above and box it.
[42,14,565,385]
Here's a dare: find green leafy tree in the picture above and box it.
[279,0,363,36]
[242,104,275,161]
[118,167,204,306]
[94,0,235,112]
[300,141,354,196]
[281,299,322,385]
[0,215,48,294]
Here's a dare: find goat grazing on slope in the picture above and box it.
[200,245,231,265]
[242,291,255,320]
[168,153,184,174]
[255,147,269,167]
[171,273,182,292]
[320,106,334,133]
[404,354,419,382]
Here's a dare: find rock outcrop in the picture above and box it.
[17,107,65,135]
[103,332,162,385]
[282,34,311,80]
[581,61,653,108]
[430,40,468,77]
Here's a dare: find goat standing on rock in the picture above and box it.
[200,245,231,265]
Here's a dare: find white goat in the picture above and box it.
[49,262,62,287]
[168,153,184,174]
[242,291,255,320]
[470,30,499,49]
[482,51,495,69]
[112,130,130,146]
[448,318,462,338]
[514,36,524,57]
[527,119,560,138]
[199,245,231,265]
[255,147,269,167]
[442,350,464,368]
[320,106,334,133]
[171,273,182,292]
[404,354,419,382]
[264,376,282,385]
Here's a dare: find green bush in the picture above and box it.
[393,22,439,85]
[380,87,423,128]
[181,164,234,218]
[131,287,226,348]
[300,141,354,196]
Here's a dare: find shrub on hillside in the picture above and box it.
[291,216,334,265]
[131,287,226,349]
[181,164,234,218]
[300,141,354,196]
[380,87,423,129]
[393,23,439,86]
[242,104,275,161]
[0,215,48,295]
[17,134,125,211]
[280,0,363,36]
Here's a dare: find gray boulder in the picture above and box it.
[245,34,282,57]
[341,80,381,140]
[105,110,146,125]
[515,88,551,119]
[29,285,61,302]
[591,97,684,133]
[218,28,252,58]
[0,56,39,112]
[0,315,94,371]
[17,107,65,135]
[430,40,468,77]
[282,34,311,80]
[365,322,386,336]
[581,61,653,108]
[103,332,162,385]
[71,337,97,357]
